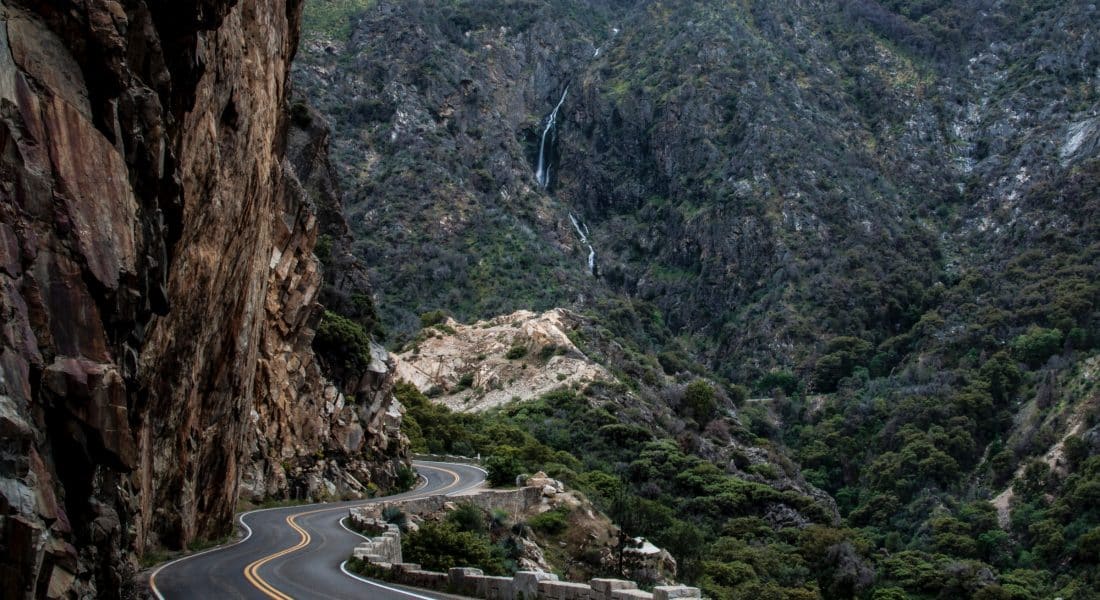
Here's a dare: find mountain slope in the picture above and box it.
[294,0,1100,597]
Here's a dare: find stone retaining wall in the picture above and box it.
[410,453,485,466]
[362,486,545,521]
[348,508,700,600]
[365,563,700,600]
[348,517,402,564]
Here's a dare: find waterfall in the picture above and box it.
[538,30,620,277]
[569,213,597,277]
[569,213,587,243]
[536,87,569,189]
[593,27,619,65]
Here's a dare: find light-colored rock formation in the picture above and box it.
[394,309,613,412]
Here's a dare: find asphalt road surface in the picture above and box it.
[149,461,487,599]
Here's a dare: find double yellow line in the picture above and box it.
[241,464,466,599]
[242,508,321,600]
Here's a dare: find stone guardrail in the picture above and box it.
[349,512,700,600]
[365,563,699,600]
[410,452,485,466]
[382,485,543,516]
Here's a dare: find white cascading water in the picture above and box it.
[536,87,569,189]
[539,28,621,275]
[569,213,587,243]
[569,213,597,277]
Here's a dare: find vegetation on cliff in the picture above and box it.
[296,0,1100,597]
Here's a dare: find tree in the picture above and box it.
[684,380,719,424]
[813,337,872,392]
[313,310,373,376]
[484,454,522,487]
[1075,527,1100,564]
[728,384,749,406]
[609,484,643,577]
[980,352,1022,403]
[1028,519,1065,564]
[977,530,1013,568]
[1016,461,1051,500]
[1011,327,1063,368]
[658,520,706,582]
[758,370,800,395]
[1063,436,1088,469]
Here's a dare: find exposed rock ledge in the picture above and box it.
[394,309,614,412]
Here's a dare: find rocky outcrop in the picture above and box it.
[285,100,383,339]
[0,0,403,597]
[394,309,613,412]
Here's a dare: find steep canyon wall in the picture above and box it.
[0,0,403,597]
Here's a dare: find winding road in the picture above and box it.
[149,461,487,599]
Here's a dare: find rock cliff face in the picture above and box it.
[0,0,403,597]
[394,309,614,412]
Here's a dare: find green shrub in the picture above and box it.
[485,454,523,487]
[490,509,509,531]
[446,503,488,534]
[347,557,390,580]
[455,372,475,391]
[402,521,508,575]
[528,507,570,535]
[538,344,561,360]
[313,310,372,374]
[395,465,417,492]
[658,350,692,375]
[684,380,718,423]
[1011,327,1063,368]
[505,345,528,360]
[747,463,778,479]
[382,506,407,530]
[419,310,449,328]
[290,100,313,128]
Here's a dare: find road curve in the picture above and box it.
[149,461,487,600]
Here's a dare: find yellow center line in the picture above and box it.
[241,464,463,599]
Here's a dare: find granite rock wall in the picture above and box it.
[0,1,404,597]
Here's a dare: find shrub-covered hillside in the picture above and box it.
[295,0,1100,597]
